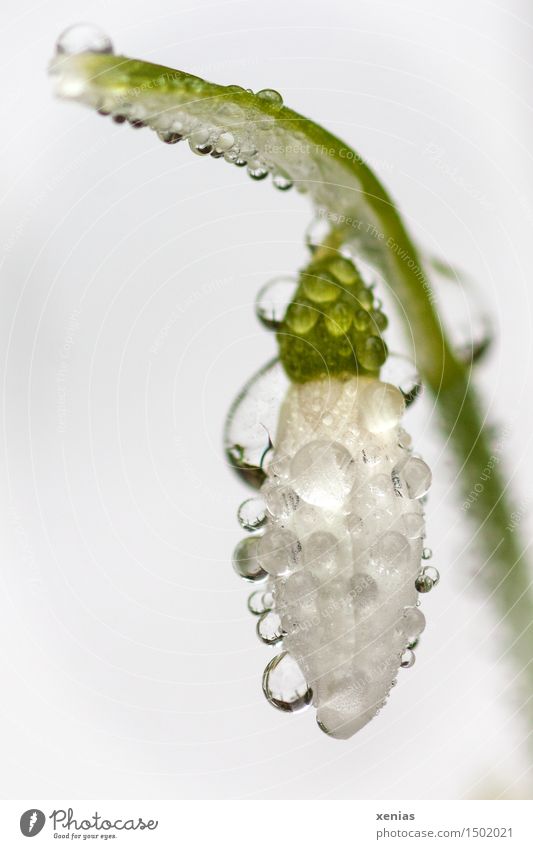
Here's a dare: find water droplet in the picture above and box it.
[370,531,411,579]
[402,457,432,499]
[214,131,235,152]
[423,565,440,585]
[324,302,352,337]
[247,589,274,615]
[158,131,182,144]
[301,272,341,304]
[402,511,425,539]
[399,606,426,644]
[428,257,493,366]
[360,382,405,433]
[356,335,388,371]
[257,528,303,576]
[224,358,289,489]
[273,172,293,191]
[232,537,268,582]
[262,651,313,712]
[353,308,371,332]
[189,130,213,155]
[398,428,413,450]
[415,573,434,593]
[380,353,422,407]
[224,148,240,163]
[284,302,318,335]
[422,547,433,560]
[255,277,297,330]
[400,648,416,668]
[56,23,114,56]
[264,483,300,523]
[237,497,267,531]
[257,610,284,644]
[247,159,269,180]
[290,441,356,509]
[329,257,361,286]
[256,88,284,108]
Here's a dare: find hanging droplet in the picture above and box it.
[256,88,284,108]
[237,496,267,531]
[273,172,293,191]
[214,131,235,153]
[255,276,298,330]
[188,129,213,155]
[224,358,289,489]
[56,23,114,56]
[400,606,426,644]
[262,651,313,712]
[224,148,240,163]
[232,537,267,582]
[422,547,433,560]
[158,130,182,144]
[256,610,284,644]
[247,589,274,615]
[400,648,416,668]
[423,565,440,585]
[380,353,422,407]
[402,457,432,499]
[427,255,493,366]
[247,159,269,180]
[415,572,434,593]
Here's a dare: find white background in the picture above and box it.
[0,0,532,799]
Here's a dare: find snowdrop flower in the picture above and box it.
[232,253,435,739]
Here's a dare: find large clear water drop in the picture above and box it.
[56,23,114,56]
[224,358,289,489]
[262,651,313,712]
[255,277,297,330]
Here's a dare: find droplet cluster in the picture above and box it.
[276,254,388,382]
[50,27,294,194]
[233,376,435,738]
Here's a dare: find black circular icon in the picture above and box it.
[20,810,46,837]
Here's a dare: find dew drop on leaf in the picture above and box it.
[255,88,284,108]
[56,23,114,56]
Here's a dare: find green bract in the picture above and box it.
[277,252,388,381]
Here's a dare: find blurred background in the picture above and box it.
[0,0,532,799]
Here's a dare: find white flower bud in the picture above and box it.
[256,376,432,738]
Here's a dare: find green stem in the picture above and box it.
[328,170,533,717]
